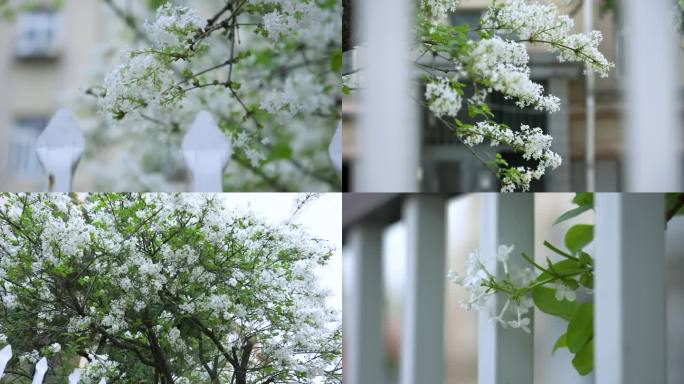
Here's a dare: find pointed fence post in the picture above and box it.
[595,194,666,384]
[98,379,106,384]
[35,109,85,192]
[329,121,342,175]
[182,111,232,192]
[0,345,11,378]
[31,357,47,384]
[478,193,535,384]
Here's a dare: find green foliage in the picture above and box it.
[553,204,592,225]
[552,333,567,354]
[331,48,343,73]
[564,224,594,255]
[572,339,594,376]
[0,193,341,383]
[533,285,577,321]
[566,302,593,354]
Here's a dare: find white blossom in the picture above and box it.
[425,77,463,118]
[422,0,461,18]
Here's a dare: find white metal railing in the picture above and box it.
[344,193,666,384]
[354,0,419,192]
[0,344,106,384]
[623,0,681,191]
[33,109,342,193]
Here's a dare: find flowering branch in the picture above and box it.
[414,0,613,191]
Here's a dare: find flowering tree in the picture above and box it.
[2,0,341,191]
[0,193,341,383]
[344,0,613,191]
[448,193,684,375]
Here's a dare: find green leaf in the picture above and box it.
[572,193,594,207]
[553,204,592,225]
[572,339,594,375]
[578,251,593,266]
[538,259,584,280]
[579,271,594,289]
[147,0,167,10]
[532,285,577,321]
[564,224,594,254]
[552,333,567,354]
[566,302,593,353]
[270,142,293,160]
[330,48,342,73]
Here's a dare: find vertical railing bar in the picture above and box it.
[399,195,446,384]
[595,194,666,384]
[584,0,596,192]
[623,0,680,190]
[479,193,534,384]
[355,0,419,191]
[346,223,387,384]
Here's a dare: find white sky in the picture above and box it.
[220,193,342,311]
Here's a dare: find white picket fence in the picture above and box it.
[0,344,106,383]
[34,108,342,192]
[344,193,666,384]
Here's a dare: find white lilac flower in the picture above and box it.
[496,244,515,269]
[422,0,461,18]
[425,77,463,118]
[47,343,61,354]
[469,37,561,112]
[508,315,531,333]
[481,0,613,77]
[553,282,577,301]
[454,121,560,192]
[450,246,534,333]
[448,250,494,311]
[144,4,203,47]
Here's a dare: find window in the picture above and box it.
[450,10,484,40]
[15,10,61,59]
[9,118,48,178]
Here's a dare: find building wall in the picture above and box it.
[0,0,105,191]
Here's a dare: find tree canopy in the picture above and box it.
[0,193,341,383]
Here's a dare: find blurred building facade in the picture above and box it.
[0,0,105,191]
[341,0,684,192]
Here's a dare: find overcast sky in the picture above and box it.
[220,193,342,311]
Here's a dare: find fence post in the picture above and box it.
[479,193,535,384]
[35,109,85,192]
[31,357,47,384]
[355,0,419,191]
[623,0,681,190]
[346,223,386,384]
[182,111,232,192]
[595,194,665,384]
[68,368,81,384]
[399,195,446,384]
[329,120,342,175]
[0,345,11,378]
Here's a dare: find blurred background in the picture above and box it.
[342,193,684,383]
[341,0,684,192]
